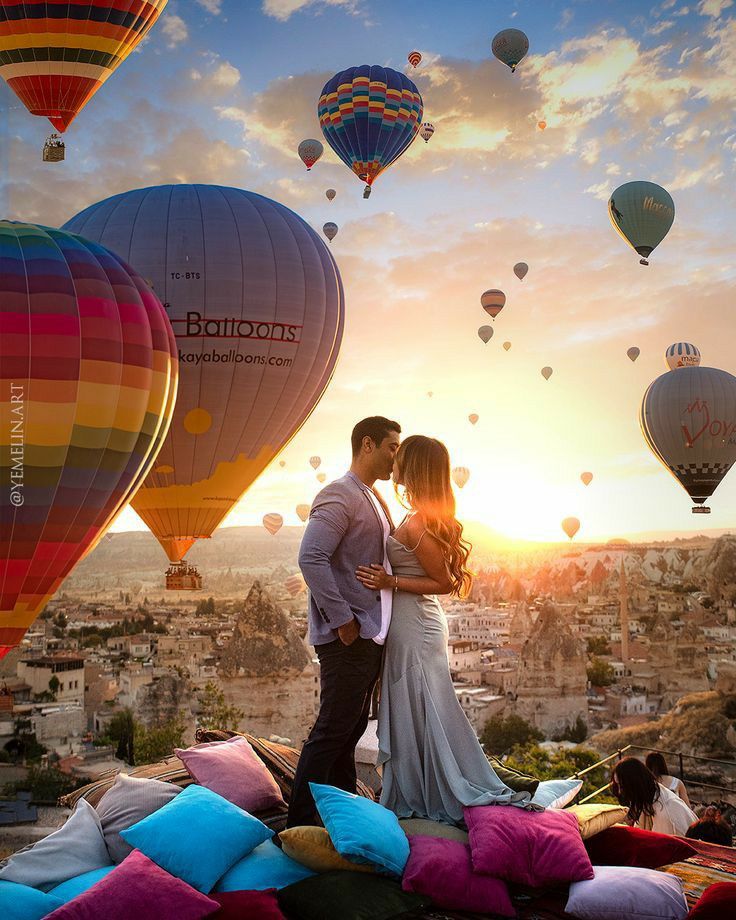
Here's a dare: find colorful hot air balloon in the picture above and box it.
[323,222,338,242]
[468,414,479,426]
[285,573,307,597]
[326,189,337,201]
[64,184,344,568]
[452,466,470,489]
[513,262,528,281]
[309,456,322,470]
[317,472,327,483]
[408,50,422,68]
[640,366,736,513]
[541,366,553,380]
[298,139,323,170]
[481,289,505,319]
[478,325,494,344]
[318,65,423,198]
[580,472,593,487]
[263,513,283,535]
[296,503,311,523]
[608,181,675,266]
[665,343,701,370]
[561,517,580,540]
[537,120,546,131]
[419,122,435,143]
[0,222,177,659]
[502,341,512,351]
[627,347,640,362]
[491,29,529,72]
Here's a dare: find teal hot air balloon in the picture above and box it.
[608,181,675,266]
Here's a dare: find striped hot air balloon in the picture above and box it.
[481,289,505,319]
[419,122,435,143]
[0,222,177,660]
[408,50,422,68]
[665,342,701,370]
[263,513,283,535]
[452,466,470,489]
[296,503,310,522]
[285,573,306,597]
[309,456,322,470]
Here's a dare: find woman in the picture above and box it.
[611,757,697,836]
[356,435,534,824]
[645,752,692,808]
[685,805,733,847]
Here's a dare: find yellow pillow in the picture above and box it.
[564,803,628,839]
[279,826,375,873]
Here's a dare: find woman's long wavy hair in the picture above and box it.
[611,757,661,823]
[393,435,473,597]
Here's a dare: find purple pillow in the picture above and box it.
[465,804,594,888]
[175,737,284,813]
[402,835,515,916]
[44,850,220,920]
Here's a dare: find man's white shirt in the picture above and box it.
[364,488,393,645]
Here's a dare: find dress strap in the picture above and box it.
[407,529,427,553]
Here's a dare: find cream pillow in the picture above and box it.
[562,803,628,839]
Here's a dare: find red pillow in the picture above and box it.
[687,882,736,920]
[585,825,696,869]
[212,890,285,919]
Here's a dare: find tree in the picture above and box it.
[48,676,60,699]
[196,682,244,731]
[587,636,611,656]
[552,715,588,744]
[481,714,543,755]
[504,743,617,803]
[134,717,186,766]
[195,597,216,618]
[107,709,135,765]
[587,657,615,687]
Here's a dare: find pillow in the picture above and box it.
[49,868,116,902]
[401,835,515,916]
[0,880,63,920]
[43,850,219,920]
[277,870,431,920]
[465,804,594,887]
[565,864,688,920]
[687,881,736,920]
[561,804,628,840]
[398,818,468,843]
[120,784,273,893]
[95,773,183,863]
[0,799,112,891]
[488,756,540,795]
[214,840,314,891]
[531,778,583,809]
[309,783,409,877]
[175,737,284,814]
[584,825,697,869]
[280,826,375,874]
[210,890,285,919]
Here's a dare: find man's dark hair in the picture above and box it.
[351,416,401,456]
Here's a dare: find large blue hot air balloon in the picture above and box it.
[318,65,423,198]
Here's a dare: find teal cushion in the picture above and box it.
[120,784,273,893]
[309,783,409,877]
[48,867,116,902]
[215,840,315,891]
[0,879,63,920]
[531,778,583,809]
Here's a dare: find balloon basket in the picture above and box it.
[165,562,203,590]
[692,506,711,514]
[639,258,649,266]
[363,185,372,199]
[43,134,65,162]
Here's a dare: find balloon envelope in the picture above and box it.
[408,50,422,68]
[608,181,675,265]
[309,456,322,470]
[279,460,286,467]
[478,325,494,344]
[562,517,580,540]
[580,472,593,486]
[468,414,479,425]
[420,123,435,143]
[263,513,283,535]
[323,222,338,241]
[296,503,311,522]
[627,347,640,362]
[64,185,344,564]
[665,342,701,370]
[452,466,470,489]
[491,29,529,72]
[481,289,505,319]
[0,222,177,659]
[537,121,546,131]
[326,189,337,201]
[541,366,553,380]
[285,573,306,597]
[298,139,323,170]
[317,472,327,483]
[502,341,512,351]
[513,262,528,280]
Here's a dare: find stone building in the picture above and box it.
[17,655,85,705]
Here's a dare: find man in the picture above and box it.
[686,804,733,847]
[287,416,401,827]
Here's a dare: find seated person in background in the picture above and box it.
[645,751,692,807]
[686,805,733,847]
[611,757,698,837]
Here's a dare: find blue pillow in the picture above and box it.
[48,866,116,902]
[531,778,583,809]
[120,783,273,893]
[0,879,63,920]
[309,783,409,877]
[215,840,315,892]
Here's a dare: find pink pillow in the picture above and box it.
[211,889,286,919]
[464,804,594,887]
[45,850,219,920]
[401,835,515,916]
[175,737,284,813]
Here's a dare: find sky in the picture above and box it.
[1,0,735,545]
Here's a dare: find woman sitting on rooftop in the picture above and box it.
[645,751,692,808]
[611,757,697,837]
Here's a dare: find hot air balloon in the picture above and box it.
[0,222,177,659]
[427,391,433,398]
[317,472,327,483]
[503,341,512,352]
[580,472,593,487]
[478,325,494,344]
[285,573,307,597]
[0,1,168,160]
[263,513,283,535]
[481,289,505,319]
[420,123,435,143]
[541,366,553,380]
[309,456,322,470]
[279,460,286,468]
[452,467,470,489]
[665,343,701,370]
[408,50,422,68]
[318,65,423,198]
[627,347,640,362]
[296,503,311,523]
[513,262,528,281]
[326,189,337,201]
[323,222,338,242]
[468,414,479,426]
[491,29,529,72]
[537,120,546,131]
[298,139,323,170]
[561,517,580,540]
[608,181,675,266]
[64,184,344,575]
[640,366,736,513]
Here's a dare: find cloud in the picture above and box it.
[261,0,360,21]
[161,13,188,48]
[196,0,223,12]
[698,0,733,16]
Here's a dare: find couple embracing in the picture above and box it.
[287,417,534,829]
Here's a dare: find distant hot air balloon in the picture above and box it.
[491,29,529,72]
[580,472,593,487]
[309,456,322,470]
[64,184,344,569]
[452,467,470,489]
[502,341,512,352]
[665,343,701,370]
[640,366,736,513]
[478,325,494,344]
[263,513,283,535]
[541,366,553,380]
[0,222,177,659]
[296,503,311,523]
[279,460,286,468]
[513,262,528,281]
[408,50,422,68]
[468,414,479,426]
[420,123,435,143]
[323,222,338,242]
[537,120,547,131]
[317,472,327,483]
[562,517,580,540]
[285,573,307,597]
[318,65,423,198]
[298,139,324,170]
[481,289,506,319]
[627,347,640,362]
[326,189,337,201]
[427,391,434,398]
[608,181,675,266]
